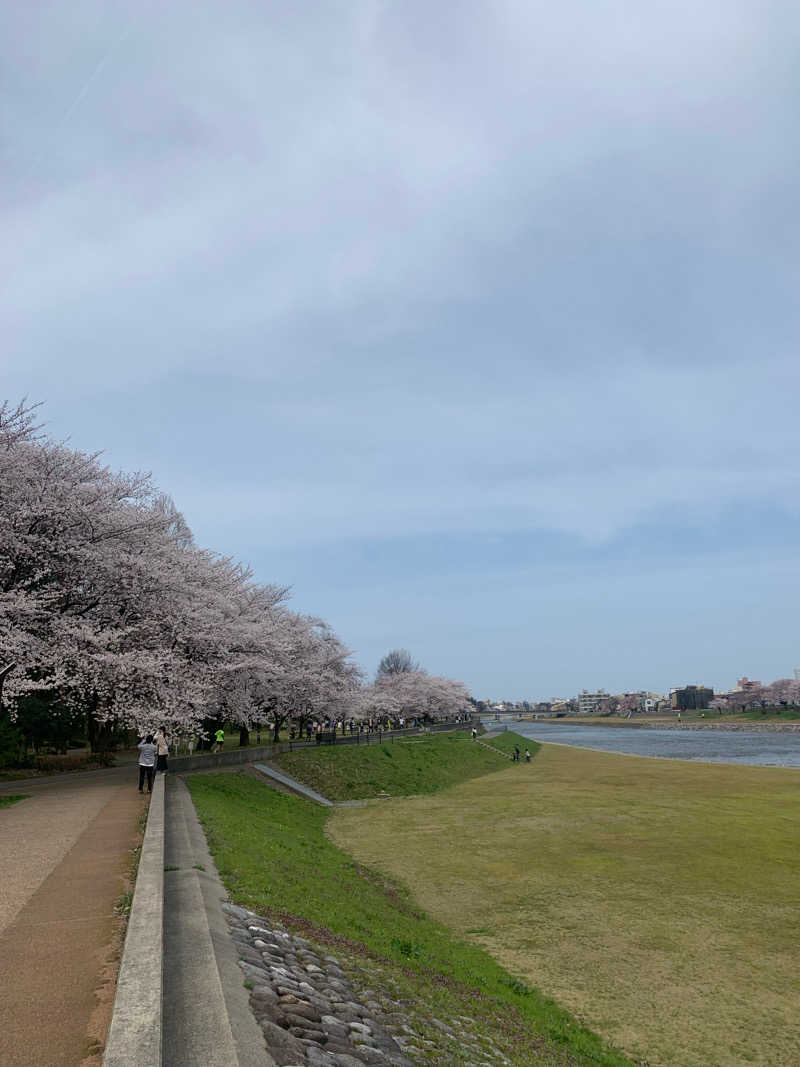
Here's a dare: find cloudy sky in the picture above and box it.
[3,1,799,699]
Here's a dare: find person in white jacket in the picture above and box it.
[137,735,157,792]
[153,727,169,773]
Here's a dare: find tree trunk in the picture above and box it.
[87,693,119,753]
[87,692,101,753]
[239,725,250,747]
[0,663,15,721]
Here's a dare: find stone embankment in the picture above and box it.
[224,904,511,1067]
[226,902,414,1067]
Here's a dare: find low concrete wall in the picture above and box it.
[103,773,165,1067]
[170,743,280,773]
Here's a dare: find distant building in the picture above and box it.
[671,684,714,710]
[578,689,608,715]
[794,668,800,681]
[621,690,659,712]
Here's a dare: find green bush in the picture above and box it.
[0,717,23,769]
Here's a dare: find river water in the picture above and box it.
[483,720,800,768]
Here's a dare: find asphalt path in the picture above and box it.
[0,766,146,1066]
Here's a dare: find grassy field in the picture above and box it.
[328,743,800,1067]
[188,749,631,1066]
[274,729,536,800]
[0,794,28,808]
[742,707,800,721]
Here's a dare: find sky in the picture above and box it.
[3,1,800,700]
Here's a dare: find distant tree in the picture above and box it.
[618,694,641,715]
[597,695,620,715]
[376,649,420,679]
[758,678,800,709]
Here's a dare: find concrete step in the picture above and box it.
[162,777,274,1066]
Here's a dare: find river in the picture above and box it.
[483,719,800,768]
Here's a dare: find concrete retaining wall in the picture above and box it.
[103,773,165,1067]
[101,718,473,1063]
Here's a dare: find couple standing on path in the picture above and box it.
[137,728,169,792]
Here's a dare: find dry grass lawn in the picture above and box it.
[328,743,800,1067]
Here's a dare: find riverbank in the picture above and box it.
[332,742,800,1067]
[535,716,800,732]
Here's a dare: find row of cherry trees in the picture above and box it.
[710,678,800,712]
[0,402,470,748]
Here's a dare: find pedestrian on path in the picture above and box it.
[213,727,225,753]
[137,734,157,792]
[153,726,169,773]
[472,728,477,740]
[513,745,520,762]
[525,748,531,762]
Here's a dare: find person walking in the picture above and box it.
[525,748,531,763]
[513,745,520,762]
[153,727,169,773]
[471,728,477,740]
[137,734,157,793]
[213,727,225,753]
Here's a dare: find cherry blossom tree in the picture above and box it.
[364,670,470,723]
[0,399,468,755]
[596,695,620,715]
[0,403,290,742]
[617,693,641,715]
[756,678,800,708]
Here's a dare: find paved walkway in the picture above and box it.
[0,767,146,1067]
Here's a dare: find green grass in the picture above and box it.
[0,794,28,808]
[188,768,630,1067]
[332,744,800,1067]
[482,730,539,759]
[743,707,800,720]
[274,730,538,801]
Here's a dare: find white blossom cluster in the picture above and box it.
[0,401,470,738]
[710,677,800,712]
